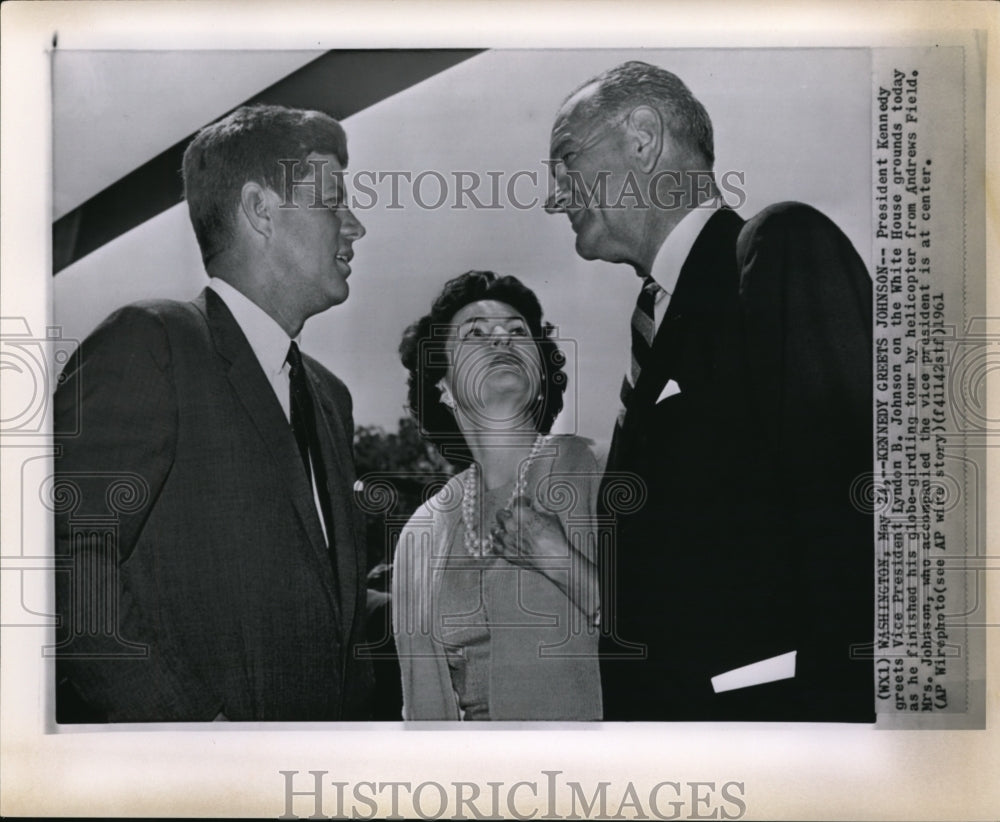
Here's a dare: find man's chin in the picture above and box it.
[324,284,350,308]
[574,233,602,262]
[574,233,618,264]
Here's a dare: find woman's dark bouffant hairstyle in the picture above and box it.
[399,271,567,469]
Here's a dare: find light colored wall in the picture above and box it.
[53,48,871,447]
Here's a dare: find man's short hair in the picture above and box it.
[569,61,715,168]
[182,103,348,266]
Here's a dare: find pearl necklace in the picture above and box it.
[462,434,546,557]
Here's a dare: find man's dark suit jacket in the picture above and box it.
[600,202,874,722]
[53,288,373,722]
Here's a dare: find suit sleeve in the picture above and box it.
[737,203,872,442]
[54,305,220,721]
[737,203,874,680]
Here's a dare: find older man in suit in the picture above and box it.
[54,104,372,721]
[546,62,874,721]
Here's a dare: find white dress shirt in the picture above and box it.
[208,277,295,421]
[208,278,328,544]
[622,199,722,399]
[647,197,723,331]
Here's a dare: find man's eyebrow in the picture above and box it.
[322,176,345,201]
[549,132,573,156]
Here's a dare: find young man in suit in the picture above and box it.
[54,104,373,722]
[546,62,874,721]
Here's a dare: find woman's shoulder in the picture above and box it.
[543,434,600,472]
[400,471,467,531]
[393,472,466,577]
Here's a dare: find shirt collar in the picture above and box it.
[648,197,723,296]
[208,277,296,375]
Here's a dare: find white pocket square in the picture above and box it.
[711,650,797,693]
[656,379,682,403]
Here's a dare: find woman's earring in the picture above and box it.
[437,379,456,410]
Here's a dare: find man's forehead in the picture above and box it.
[302,152,344,178]
[549,84,599,149]
[279,152,345,204]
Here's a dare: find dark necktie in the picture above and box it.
[617,276,665,428]
[286,341,335,549]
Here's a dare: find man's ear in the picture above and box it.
[625,106,663,174]
[239,181,273,239]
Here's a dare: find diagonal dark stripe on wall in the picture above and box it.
[53,49,483,274]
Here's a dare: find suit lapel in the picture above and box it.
[304,361,359,641]
[196,289,339,606]
[615,208,746,461]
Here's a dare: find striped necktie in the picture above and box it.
[617,276,665,427]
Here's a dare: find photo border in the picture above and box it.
[2,1,997,819]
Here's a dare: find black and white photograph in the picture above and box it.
[50,45,877,727]
[1,1,997,819]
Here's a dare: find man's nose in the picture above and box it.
[544,168,570,214]
[343,209,366,241]
[544,190,567,214]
